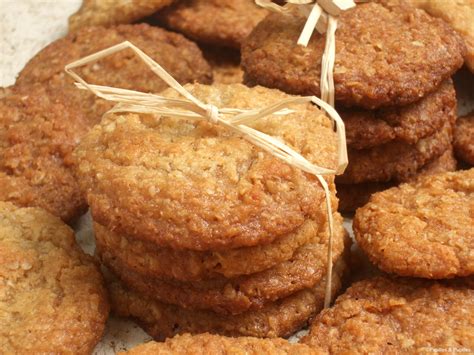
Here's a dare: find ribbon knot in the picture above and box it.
[204,104,220,124]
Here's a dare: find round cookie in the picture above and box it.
[343,80,455,149]
[74,83,340,251]
[337,147,457,212]
[302,277,474,353]
[109,257,346,340]
[0,202,109,353]
[120,333,321,355]
[0,84,89,222]
[69,0,174,32]
[98,216,347,315]
[454,111,474,166]
[242,1,465,109]
[354,169,474,278]
[337,117,454,184]
[16,24,212,126]
[155,0,268,49]
[94,217,321,281]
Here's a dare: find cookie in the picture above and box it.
[69,0,174,32]
[302,277,474,353]
[155,0,268,49]
[353,169,474,278]
[74,83,340,251]
[201,45,243,84]
[407,0,474,72]
[337,117,454,184]
[94,217,322,281]
[109,257,346,339]
[0,202,109,353]
[17,24,212,126]
[0,84,89,222]
[242,2,465,109]
[337,147,457,212]
[98,215,347,315]
[454,111,474,165]
[343,79,455,149]
[120,333,321,355]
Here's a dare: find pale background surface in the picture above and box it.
[1,1,473,353]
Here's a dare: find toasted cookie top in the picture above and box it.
[120,333,321,355]
[16,24,212,126]
[242,1,465,109]
[0,202,109,353]
[69,0,174,32]
[303,277,474,353]
[74,83,340,251]
[156,0,268,49]
[454,111,474,166]
[354,169,474,278]
[0,84,89,222]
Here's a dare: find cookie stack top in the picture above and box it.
[74,83,341,250]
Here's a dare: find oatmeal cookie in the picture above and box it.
[94,217,322,281]
[337,147,457,212]
[407,0,474,72]
[109,257,346,339]
[98,216,347,315]
[69,0,174,32]
[302,277,474,353]
[454,111,474,165]
[17,24,212,126]
[337,118,454,184]
[0,84,89,222]
[343,80,455,149]
[242,2,465,109]
[156,0,268,49]
[120,333,321,355]
[74,84,340,251]
[0,202,109,353]
[353,169,474,278]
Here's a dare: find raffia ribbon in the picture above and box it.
[256,0,356,107]
[65,40,347,308]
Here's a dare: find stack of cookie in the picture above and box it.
[74,83,349,339]
[241,0,465,211]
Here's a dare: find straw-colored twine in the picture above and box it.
[65,40,347,308]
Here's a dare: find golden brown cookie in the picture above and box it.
[302,277,474,353]
[109,257,346,340]
[120,333,322,355]
[69,0,174,32]
[74,83,340,251]
[407,0,474,72]
[454,111,474,166]
[337,117,454,184]
[353,169,474,278]
[337,147,457,212]
[0,202,109,353]
[242,2,465,109]
[94,217,321,281]
[156,0,268,49]
[0,84,88,222]
[98,215,347,315]
[343,79,455,149]
[17,24,212,126]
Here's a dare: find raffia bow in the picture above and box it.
[65,40,347,308]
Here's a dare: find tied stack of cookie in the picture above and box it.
[241,0,466,212]
[73,77,350,340]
